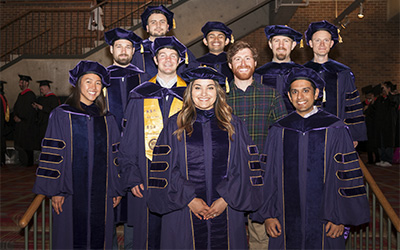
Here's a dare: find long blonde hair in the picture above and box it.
[174,79,235,141]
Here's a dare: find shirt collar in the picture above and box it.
[157,75,177,89]
[302,106,319,118]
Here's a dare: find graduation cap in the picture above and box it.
[201,21,234,43]
[305,20,340,47]
[104,28,142,47]
[181,66,229,93]
[151,36,188,64]
[69,60,110,87]
[141,5,175,31]
[37,80,52,87]
[361,85,373,95]
[0,80,6,91]
[264,25,303,44]
[18,74,32,82]
[286,67,325,99]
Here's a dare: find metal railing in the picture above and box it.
[345,158,400,250]
[19,157,399,249]
[0,0,173,69]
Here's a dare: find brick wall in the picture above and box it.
[240,0,400,95]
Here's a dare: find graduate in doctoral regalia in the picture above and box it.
[32,61,123,249]
[252,67,370,250]
[147,66,264,249]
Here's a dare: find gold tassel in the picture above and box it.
[5,105,9,122]
[338,29,343,43]
[225,78,230,93]
[173,19,176,29]
[231,34,234,44]
[140,44,144,53]
[322,87,326,103]
[300,39,304,48]
[185,52,188,64]
[102,87,107,98]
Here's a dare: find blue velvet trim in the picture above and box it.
[39,152,63,164]
[148,178,168,188]
[345,103,363,113]
[339,186,367,197]
[42,138,66,149]
[304,130,325,249]
[90,116,107,249]
[321,71,339,116]
[153,145,171,155]
[260,154,267,163]
[36,167,61,179]
[283,129,302,249]
[345,90,360,100]
[344,116,365,125]
[334,151,359,164]
[112,142,120,153]
[247,145,259,155]
[71,115,89,249]
[150,162,169,172]
[249,161,262,171]
[337,168,363,180]
[250,176,264,186]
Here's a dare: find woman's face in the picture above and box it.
[191,79,217,110]
[80,73,102,105]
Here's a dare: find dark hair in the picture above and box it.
[148,10,167,20]
[288,78,317,95]
[227,40,258,64]
[383,81,396,92]
[174,79,235,141]
[65,74,107,115]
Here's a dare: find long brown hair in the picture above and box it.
[174,79,235,141]
[65,74,107,115]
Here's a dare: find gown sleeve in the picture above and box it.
[32,108,73,197]
[147,118,197,215]
[322,125,370,226]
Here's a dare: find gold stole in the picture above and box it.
[144,76,186,160]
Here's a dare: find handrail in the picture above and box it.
[106,0,153,28]
[359,157,400,232]
[1,29,51,58]
[19,194,46,229]
[47,35,98,54]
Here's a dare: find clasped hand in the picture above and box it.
[187,197,227,220]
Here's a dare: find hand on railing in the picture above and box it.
[51,196,65,215]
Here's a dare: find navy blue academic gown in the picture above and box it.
[119,77,187,249]
[304,59,367,142]
[147,110,264,249]
[255,61,304,113]
[252,109,370,250]
[131,38,199,78]
[32,104,123,249]
[106,64,149,131]
[197,52,233,82]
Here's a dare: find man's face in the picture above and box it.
[381,84,390,96]
[288,79,319,117]
[229,48,257,81]
[146,13,169,39]
[19,80,28,91]
[154,48,180,76]
[309,30,334,58]
[203,31,229,55]
[268,35,297,62]
[110,39,134,67]
[39,85,50,95]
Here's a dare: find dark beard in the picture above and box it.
[114,55,132,66]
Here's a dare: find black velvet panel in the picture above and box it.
[248,145,259,155]
[339,186,367,197]
[283,129,302,249]
[321,71,339,116]
[150,162,169,172]
[337,168,363,180]
[249,161,262,171]
[36,167,60,178]
[334,151,358,164]
[305,130,325,249]
[90,116,107,249]
[344,116,365,125]
[42,138,66,149]
[345,90,360,100]
[250,176,264,186]
[39,153,63,164]
[153,145,171,155]
[122,118,127,129]
[71,115,89,249]
[260,154,268,163]
[112,142,119,153]
[278,110,340,133]
[345,103,363,113]
[148,178,167,188]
